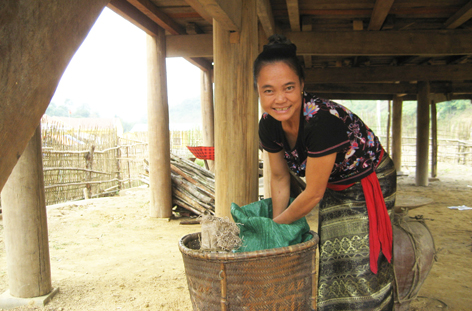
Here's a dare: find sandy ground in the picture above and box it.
[0,162,471,311]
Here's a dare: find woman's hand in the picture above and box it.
[273,153,337,224]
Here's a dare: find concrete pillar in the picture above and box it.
[146,29,172,218]
[201,69,215,172]
[416,81,430,186]
[1,125,52,298]
[213,0,259,218]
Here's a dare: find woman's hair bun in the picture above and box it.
[263,34,297,55]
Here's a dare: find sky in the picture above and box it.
[51,7,202,122]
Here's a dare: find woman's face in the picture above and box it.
[257,61,304,124]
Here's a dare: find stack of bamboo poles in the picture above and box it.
[141,154,215,216]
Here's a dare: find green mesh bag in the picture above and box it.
[231,198,312,253]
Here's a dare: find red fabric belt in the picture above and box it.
[326,149,392,274]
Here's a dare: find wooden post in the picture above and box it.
[214,0,259,218]
[416,81,430,186]
[386,100,391,154]
[262,151,271,199]
[1,125,52,298]
[84,145,95,199]
[431,99,438,178]
[391,95,403,172]
[201,69,215,172]
[146,29,172,218]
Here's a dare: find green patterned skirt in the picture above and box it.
[317,154,396,311]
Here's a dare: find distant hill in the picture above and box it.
[169,97,202,125]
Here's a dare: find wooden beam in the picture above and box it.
[353,20,364,31]
[184,0,214,24]
[305,83,414,95]
[166,34,213,58]
[108,0,161,36]
[302,16,312,69]
[306,82,472,95]
[191,0,241,31]
[304,64,472,83]
[128,0,185,35]
[317,94,395,101]
[164,30,472,58]
[186,22,203,35]
[257,0,275,37]
[185,57,213,72]
[284,30,472,56]
[447,55,469,64]
[445,0,472,29]
[286,0,300,31]
[368,0,395,31]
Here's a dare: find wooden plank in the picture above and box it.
[286,0,300,31]
[368,0,395,31]
[128,0,185,35]
[257,0,275,37]
[107,0,162,36]
[191,0,241,31]
[284,30,472,56]
[166,34,213,57]
[445,0,472,29]
[304,64,472,83]
[184,0,214,24]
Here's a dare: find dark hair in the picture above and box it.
[253,34,305,89]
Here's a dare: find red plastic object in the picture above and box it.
[186,146,215,161]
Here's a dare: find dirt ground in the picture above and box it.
[0,162,471,311]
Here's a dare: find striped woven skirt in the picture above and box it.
[317,154,397,311]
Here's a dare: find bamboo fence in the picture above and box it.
[39,119,203,206]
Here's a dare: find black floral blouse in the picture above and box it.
[259,93,383,185]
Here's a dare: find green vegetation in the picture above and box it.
[46,99,100,118]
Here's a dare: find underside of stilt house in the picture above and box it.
[2,0,472,219]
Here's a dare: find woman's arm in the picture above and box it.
[267,151,291,218]
[273,153,337,224]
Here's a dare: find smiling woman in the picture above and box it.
[255,34,397,311]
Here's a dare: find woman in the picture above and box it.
[255,34,396,310]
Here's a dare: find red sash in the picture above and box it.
[326,149,392,274]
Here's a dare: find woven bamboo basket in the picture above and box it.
[179,231,319,311]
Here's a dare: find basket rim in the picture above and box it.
[178,230,319,261]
